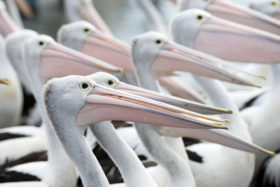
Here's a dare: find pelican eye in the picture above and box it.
[196,14,204,21]
[80,82,91,91]
[106,79,116,87]
[38,41,44,46]
[203,0,209,2]
[271,1,278,7]
[155,39,162,45]
[83,28,90,33]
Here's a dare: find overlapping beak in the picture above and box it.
[0,78,10,85]
[77,4,112,35]
[81,31,134,73]
[77,84,229,129]
[113,80,232,115]
[152,41,262,87]
[193,14,280,63]
[0,5,20,36]
[204,0,280,35]
[40,42,123,83]
[159,127,276,156]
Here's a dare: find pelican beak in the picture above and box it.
[152,41,262,87]
[204,0,280,35]
[40,42,123,83]
[193,14,280,63]
[14,0,34,19]
[159,127,276,156]
[115,80,233,115]
[0,2,20,36]
[77,3,112,35]
[0,78,10,85]
[77,84,229,129]
[81,31,134,73]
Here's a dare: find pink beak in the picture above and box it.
[159,127,275,156]
[199,0,280,35]
[80,31,134,73]
[186,12,280,63]
[152,41,262,87]
[77,83,228,130]
[39,42,123,83]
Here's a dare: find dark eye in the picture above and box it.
[80,82,91,90]
[196,15,204,21]
[271,1,277,6]
[83,28,90,33]
[155,39,162,44]
[107,80,114,85]
[38,41,44,46]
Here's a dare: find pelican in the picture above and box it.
[250,0,280,20]
[0,34,122,186]
[63,0,205,103]
[57,21,278,153]
[57,21,205,102]
[178,0,280,36]
[170,9,280,186]
[171,9,280,168]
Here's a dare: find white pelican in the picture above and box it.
[43,73,230,187]
[171,9,280,186]
[0,34,122,186]
[57,21,205,103]
[171,10,280,167]
[178,0,280,36]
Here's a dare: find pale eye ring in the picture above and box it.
[80,82,91,91]
[106,79,115,87]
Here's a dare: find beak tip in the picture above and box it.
[225,119,231,125]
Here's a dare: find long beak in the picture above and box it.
[193,14,280,63]
[152,41,262,87]
[205,0,280,36]
[77,84,229,129]
[158,76,206,104]
[40,42,123,83]
[159,127,276,156]
[78,4,112,35]
[102,80,233,116]
[0,78,11,85]
[14,0,34,18]
[0,3,20,36]
[81,31,134,73]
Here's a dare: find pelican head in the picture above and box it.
[22,34,123,90]
[5,30,38,88]
[250,0,280,20]
[0,0,20,36]
[179,0,280,36]
[171,9,280,63]
[58,21,132,72]
[131,32,261,87]
[44,74,228,130]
